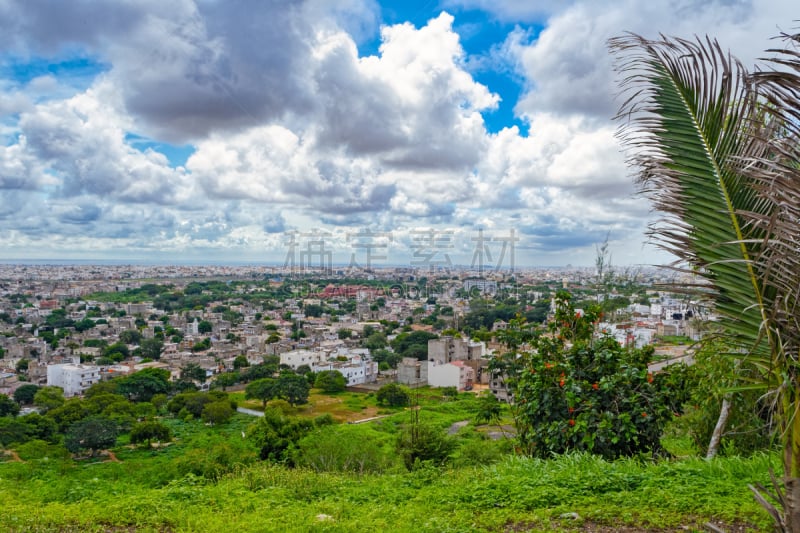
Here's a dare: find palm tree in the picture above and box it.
[610,31,800,531]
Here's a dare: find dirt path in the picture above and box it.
[3,450,23,462]
[103,450,121,463]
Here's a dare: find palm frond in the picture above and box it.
[741,32,800,375]
[609,33,770,356]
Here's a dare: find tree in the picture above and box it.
[130,420,172,448]
[274,374,310,406]
[15,358,28,374]
[0,418,30,446]
[119,329,142,344]
[181,363,207,383]
[13,384,39,405]
[245,378,276,408]
[314,370,347,393]
[103,342,130,362]
[233,355,250,370]
[116,368,171,402]
[212,372,240,391]
[397,422,455,470]
[0,394,20,417]
[475,392,502,427]
[201,400,234,425]
[376,383,409,407]
[33,386,65,412]
[390,330,438,360]
[512,294,681,459]
[611,32,800,530]
[337,328,352,340]
[198,320,213,334]
[365,332,388,351]
[140,338,164,360]
[247,406,315,464]
[65,416,119,457]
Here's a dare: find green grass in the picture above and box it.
[0,450,776,532]
[0,392,778,532]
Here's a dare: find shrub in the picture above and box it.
[296,426,395,474]
[64,416,119,456]
[376,383,410,407]
[130,421,172,448]
[397,422,455,470]
[512,292,684,459]
[314,370,347,393]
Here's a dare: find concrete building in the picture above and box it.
[280,349,327,370]
[427,336,486,385]
[427,336,484,364]
[427,359,475,390]
[47,363,101,397]
[312,355,378,386]
[397,357,427,387]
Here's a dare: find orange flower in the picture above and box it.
[559,379,565,387]
[545,362,553,369]
[647,373,654,383]
[592,383,599,390]
[568,419,575,426]
[568,407,575,413]
[641,412,647,417]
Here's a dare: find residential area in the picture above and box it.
[0,263,705,402]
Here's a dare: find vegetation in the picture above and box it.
[314,370,347,393]
[512,292,689,459]
[611,29,800,529]
[0,396,779,531]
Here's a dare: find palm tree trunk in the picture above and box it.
[706,395,732,459]
[785,398,800,533]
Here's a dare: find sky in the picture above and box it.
[0,0,795,268]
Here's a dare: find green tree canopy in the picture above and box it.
[274,374,310,406]
[0,394,20,417]
[139,338,164,360]
[116,368,171,402]
[181,363,207,383]
[130,420,172,448]
[13,384,39,405]
[245,378,276,408]
[65,416,119,456]
[376,383,409,407]
[314,370,347,393]
[201,400,235,425]
[33,386,65,412]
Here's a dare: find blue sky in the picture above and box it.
[0,0,794,266]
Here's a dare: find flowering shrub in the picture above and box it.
[513,291,681,459]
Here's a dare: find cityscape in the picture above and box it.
[0,0,797,531]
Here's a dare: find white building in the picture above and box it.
[280,349,327,370]
[312,355,378,386]
[47,363,101,397]
[427,359,475,391]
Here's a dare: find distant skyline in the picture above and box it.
[0,1,794,267]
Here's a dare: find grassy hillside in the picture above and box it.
[0,422,777,532]
[0,389,778,532]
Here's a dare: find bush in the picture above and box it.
[130,421,172,448]
[376,383,410,407]
[452,437,508,467]
[201,400,234,425]
[512,292,684,460]
[247,407,315,465]
[314,370,347,393]
[397,422,455,470]
[64,416,119,456]
[296,426,396,474]
[173,436,257,480]
[15,439,71,461]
